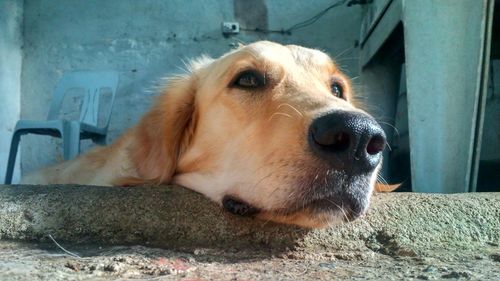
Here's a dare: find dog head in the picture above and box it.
[131,41,386,228]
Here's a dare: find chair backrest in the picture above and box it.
[47,70,119,129]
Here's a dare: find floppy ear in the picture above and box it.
[374,183,400,192]
[129,75,197,184]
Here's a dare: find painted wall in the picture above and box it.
[0,0,23,183]
[18,0,363,177]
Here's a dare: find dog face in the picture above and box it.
[132,41,386,228]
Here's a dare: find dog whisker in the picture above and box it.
[252,171,275,191]
[377,174,389,187]
[334,46,354,60]
[377,121,400,137]
[333,56,359,63]
[277,103,304,117]
[326,199,349,222]
[268,112,293,122]
[261,215,274,227]
[384,140,392,152]
[339,201,351,223]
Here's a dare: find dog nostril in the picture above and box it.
[366,135,386,155]
[330,132,350,151]
[312,128,351,152]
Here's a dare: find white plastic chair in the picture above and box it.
[4,70,119,184]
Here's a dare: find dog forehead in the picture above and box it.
[287,45,336,70]
[239,41,335,71]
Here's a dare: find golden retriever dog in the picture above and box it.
[23,41,389,228]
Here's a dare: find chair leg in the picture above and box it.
[5,132,22,184]
[62,123,80,160]
[93,135,107,146]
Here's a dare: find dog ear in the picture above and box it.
[374,183,400,192]
[129,75,197,184]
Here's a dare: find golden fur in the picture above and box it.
[23,41,394,228]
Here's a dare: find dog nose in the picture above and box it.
[309,111,386,173]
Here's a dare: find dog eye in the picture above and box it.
[331,81,344,99]
[232,70,265,88]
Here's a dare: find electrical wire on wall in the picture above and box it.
[240,0,349,35]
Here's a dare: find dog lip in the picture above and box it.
[303,197,349,213]
[222,195,261,217]
[267,195,365,221]
[309,196,365,221]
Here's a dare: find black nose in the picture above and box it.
[309,111,386,173]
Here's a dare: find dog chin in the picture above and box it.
[256,207,350,228]
[258,195,370,228]
[222,174,374,228]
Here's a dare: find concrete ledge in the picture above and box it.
[0,185,498,258]
[0,185,305,250]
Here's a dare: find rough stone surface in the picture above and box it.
[0,185,499,279]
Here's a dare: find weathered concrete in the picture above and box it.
[0,185,498,252]
[0,185,499,279]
